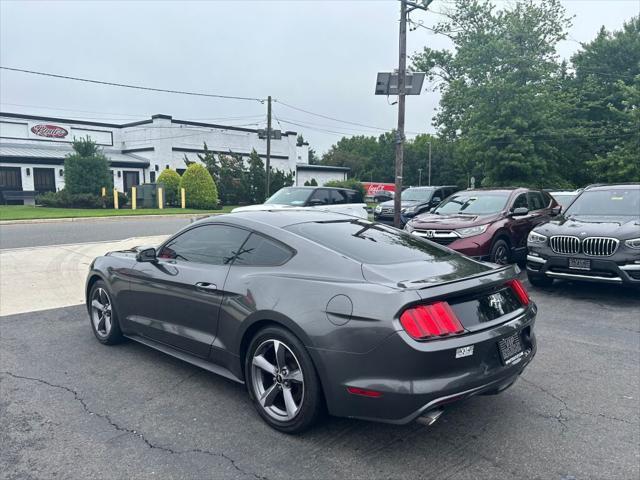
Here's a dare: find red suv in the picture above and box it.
[404,188,561,264]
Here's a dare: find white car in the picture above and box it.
[232,186,368,219]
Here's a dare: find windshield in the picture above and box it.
[434,192,510,215]
[401,188,434,202]
[564,189,640,217]
[286,219,452,265]
[265,188,311,206]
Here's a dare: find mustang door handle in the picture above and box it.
[195,282,218,292]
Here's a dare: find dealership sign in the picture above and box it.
[30,124,69,138]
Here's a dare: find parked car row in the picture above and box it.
[398,183,639,289]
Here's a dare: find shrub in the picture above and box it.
[324,178,365,197]
[157,168,181,206]
[37,190,103,208]
[179,163,218,209]
[64,136,112,195]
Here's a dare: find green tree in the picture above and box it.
[270,168,295,193]
[246,149,266,203]
[412,0,573,187]
[64,136,112,195]
[216,153,247,205]
[324,179,366,197]
[179,163,218,209]
[571,17,640,182]
[157,168,181,206]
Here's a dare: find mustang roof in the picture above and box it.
[201,209,358,228]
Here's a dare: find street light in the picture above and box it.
[418,168,422,187]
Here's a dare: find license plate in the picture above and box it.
[498,332,524,366]
[568,258,591,270]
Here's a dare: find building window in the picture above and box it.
[150,171,156,183]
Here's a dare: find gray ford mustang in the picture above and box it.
[86,210,537,433]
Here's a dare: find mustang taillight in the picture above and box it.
[400,301,464,340]
[506,279,530,306]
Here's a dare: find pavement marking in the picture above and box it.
[0,235,168,316]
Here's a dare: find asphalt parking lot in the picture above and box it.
[1,278,638,480]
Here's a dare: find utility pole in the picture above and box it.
[392,0,432,227]
[418,168,422,186]
[265,95,272,200]
[428,140,432,186]
[393,0,408,228]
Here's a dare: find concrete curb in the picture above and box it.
[0,212,222,226]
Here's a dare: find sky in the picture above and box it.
[1,0,638,154]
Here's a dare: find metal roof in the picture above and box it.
[0,142,149,165]
[295,163,350,171]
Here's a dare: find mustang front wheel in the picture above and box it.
[89,281,123,345]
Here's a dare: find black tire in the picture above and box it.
[527,271,554,288]
[88,280,124,345]
[245,326,324,434]
[490,238,511,265]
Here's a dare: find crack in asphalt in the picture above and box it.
[1,371,268,480]
[521,377,638,428]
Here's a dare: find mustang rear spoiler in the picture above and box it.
[396,264,517,290]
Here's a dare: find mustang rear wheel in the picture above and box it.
[89,281,123,345]
[245,326,323,433]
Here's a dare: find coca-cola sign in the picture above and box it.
[30,124,69,138]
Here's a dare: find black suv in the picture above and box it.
[526,183,640,287]
[373,185,459,225]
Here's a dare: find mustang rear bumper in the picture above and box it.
[309,307,536,424]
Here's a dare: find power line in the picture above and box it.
[273,99,399,132]
[0,66,265,103]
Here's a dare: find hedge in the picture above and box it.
[157,168,181,206]
[179,163,218,209]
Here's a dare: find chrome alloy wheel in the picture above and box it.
[251,339,304,421]
[91,287,113,338]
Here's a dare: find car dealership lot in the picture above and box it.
[1,278,638,479]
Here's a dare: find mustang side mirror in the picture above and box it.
[431,197,441,206]
[136,247,157,262]
[511,207,529,216]
[551,205,562,216]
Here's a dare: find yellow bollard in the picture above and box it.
[181,188,186,209]
[157,187,163,209]
[131,186,137,210]
[113,188,119,209]
[101,187,106,197]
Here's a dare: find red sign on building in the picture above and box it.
[362,182,396,196]
[30,124,69,138]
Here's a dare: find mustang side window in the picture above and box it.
[158,225,249,265]
[232,233,294,266]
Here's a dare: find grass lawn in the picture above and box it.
[0,205,238,221]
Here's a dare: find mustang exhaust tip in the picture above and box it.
[416,408,445,426]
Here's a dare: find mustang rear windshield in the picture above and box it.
[564,189,640,217]
[285,220,452,264]
[434,192,510,215]
[265,188,311,206]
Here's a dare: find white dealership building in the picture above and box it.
[0,112,348,201]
